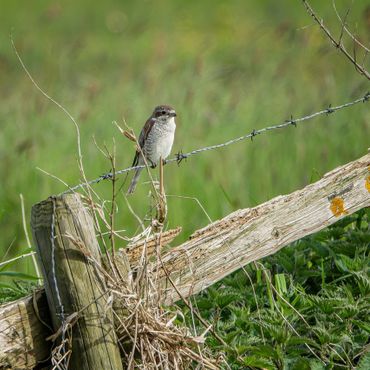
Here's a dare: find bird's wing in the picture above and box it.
[132,117,155,166]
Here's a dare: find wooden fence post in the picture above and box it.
[31,193,123,370]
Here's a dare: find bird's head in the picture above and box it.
[152,105,177,121]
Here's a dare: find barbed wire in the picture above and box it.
[62,92,369,195]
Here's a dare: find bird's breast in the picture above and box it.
[145,119,176,164]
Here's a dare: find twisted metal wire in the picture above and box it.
[62,92,369,194]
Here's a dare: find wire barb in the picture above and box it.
[250,129,257,141]
[326,104,334,115]
[175,150,188,165]
[100,172,113,180]
[288,115,297,127]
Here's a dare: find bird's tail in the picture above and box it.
[127,167,143,194]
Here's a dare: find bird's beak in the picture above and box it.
[169,111,177,117]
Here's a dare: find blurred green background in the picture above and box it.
[0,0,369,277]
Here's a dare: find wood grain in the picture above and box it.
[158,152,370,304]
[31,194,123,370]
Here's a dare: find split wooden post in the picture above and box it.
[31,193,123,370]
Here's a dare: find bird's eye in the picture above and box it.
[161,110,166,115]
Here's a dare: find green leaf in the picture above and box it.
[243,355,276,369]
[353,272,370,295]
[274,273,287,295]
[0,271,40,280]
[289,357,312,370]
[353,320,370,334]
[216,293,240,309]
[308,359,326,370]
[357,351,370,370]
[0,282,19,289]
[224,329,241,344]
[335,254,363,273]
[195,297,214,310]
[286,336,320,349]
[276,253,294,273]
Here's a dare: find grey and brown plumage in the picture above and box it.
[127,105,177,194]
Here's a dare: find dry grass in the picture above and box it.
[98,146,220,369]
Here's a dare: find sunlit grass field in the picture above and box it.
[0,0,369,277]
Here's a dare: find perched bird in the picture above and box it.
[127,105,177,194]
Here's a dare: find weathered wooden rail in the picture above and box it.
[0,151,369,369]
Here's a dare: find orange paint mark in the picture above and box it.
[330,197,348,217]
[366,175,370,193]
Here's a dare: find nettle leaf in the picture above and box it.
[330,240,358,256]
[234,314,251,330]
[223,329,241,344]
[243,355,276,369]
[222,270,249,289]
[276,253,295,273]
[328,226,347,239]
[308,296,342,315]
[308,359,326,370]
[286,357,312,370]
[334,215,358,229]
[235,335,262,353]
[286,336,320,349]
[311,327,329,345]
[353,320,370,334]
[250,344,280,360]
[335,254,364,273]
[338,304,360,319]
[357,351,370,370]
[353,272,370,295]
[295,269,321,280]
[216,293,241,309]
[293,252,308,270]
[311,242,331,258]
[195,297,214,311]
[206,286,219,301]
[258,321,290,344]
[348,230,370,245]
[311,230,331,242]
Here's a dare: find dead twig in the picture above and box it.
[302,0,370,80]
[332,0,370,53]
